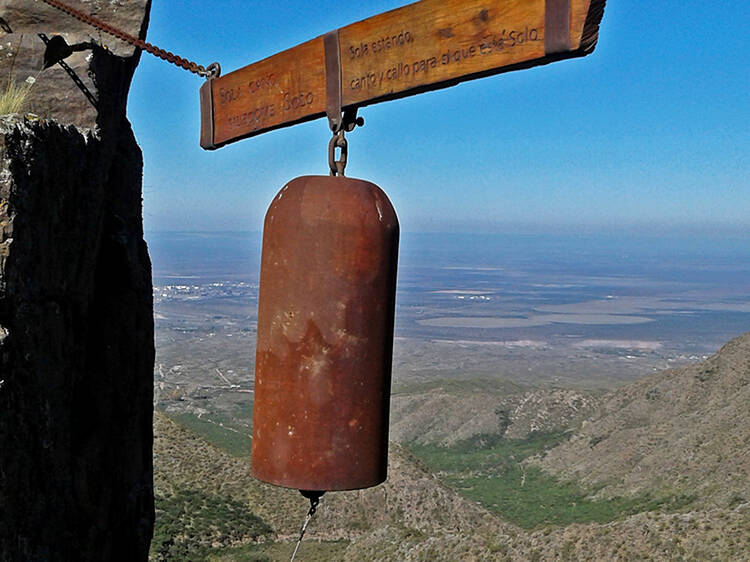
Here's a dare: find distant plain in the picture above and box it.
[149,230,750,401]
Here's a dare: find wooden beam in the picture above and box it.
[201,0,605,149]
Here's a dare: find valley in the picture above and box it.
[148,231,750,560]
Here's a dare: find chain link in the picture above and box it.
[40,0,220,78]
[328,129,348,176]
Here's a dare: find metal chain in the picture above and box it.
[290,495,321,562]
[327,109,364,176]
[328,129,348,176]
[39,0,220,79]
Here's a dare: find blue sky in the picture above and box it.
[128,1,749,234]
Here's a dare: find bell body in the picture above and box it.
[251,175,399,491]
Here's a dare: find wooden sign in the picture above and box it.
[200,0,605,149]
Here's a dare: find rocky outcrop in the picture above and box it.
[0,1,154,560]
[0,0,152,131]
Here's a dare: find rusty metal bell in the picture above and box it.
[251,175,399,492]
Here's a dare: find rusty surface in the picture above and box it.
[252,176,399,491]
[544,0,571,54]
[199,80,216,149]
[324,29,342,132]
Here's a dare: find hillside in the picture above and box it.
[349,332,750,560]
[534,331,750,507]
[152,411,504,560]
[347,505,750,561]
[391,379,598,445]
[154,408,750,561]
[153,332,750,560]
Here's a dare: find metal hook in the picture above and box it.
[202,62,221,80]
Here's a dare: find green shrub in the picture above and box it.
[152,487,272,561]
[406,432,695,529]
[169,412,251,457]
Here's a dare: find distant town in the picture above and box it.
[153,281,258,304]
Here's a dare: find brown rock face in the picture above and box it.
[0,0,151,131]
[0,1,154,560]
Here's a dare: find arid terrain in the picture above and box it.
[147,232,750,560]
[152,333,750,560]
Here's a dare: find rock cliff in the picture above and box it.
[0,1,154,560]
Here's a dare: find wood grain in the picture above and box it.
[203,0,605,149]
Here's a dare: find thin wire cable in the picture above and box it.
[290,496,320,562]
